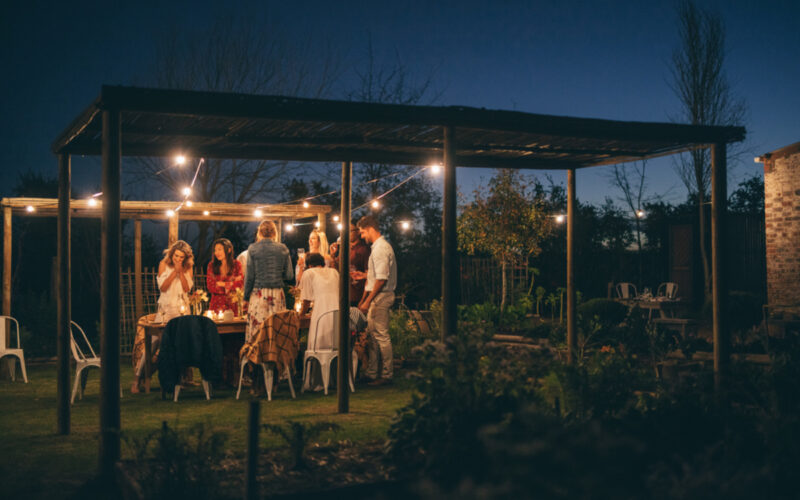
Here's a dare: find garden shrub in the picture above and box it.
[387,323,552,484]
[577,298,628,328]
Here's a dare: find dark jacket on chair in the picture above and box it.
[158,316,223,393]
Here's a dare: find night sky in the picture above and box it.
[1,0,798,206]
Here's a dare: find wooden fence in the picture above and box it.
[459,257,532,305]
[120,268,209,354]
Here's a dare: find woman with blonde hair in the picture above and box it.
[131,239,194,393]
[296,228,333,284]
[243,220,293,341]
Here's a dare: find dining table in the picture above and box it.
[138,313,311,393]
[617,296,686,320]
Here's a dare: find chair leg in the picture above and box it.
[71,367,82,404]
[321,358,332,396]
[202,380,211,400]
[285,366,296,399]
[173,385,181,402]
[20,354,28,383]
[301,356,310,393]
[262,364,273,401]
[236,358,248,400]
[8,356,16,381]
[350,353,358,393]
[80,368,89,399]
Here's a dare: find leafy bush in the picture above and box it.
[123,421,228,499]
[387,323,553,484]
[16,291,58,357]
[577,298,629,328]
[263,420,340,470]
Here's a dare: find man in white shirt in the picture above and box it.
[353,215,397,385]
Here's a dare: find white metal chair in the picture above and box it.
[70,321,122,403]
[616,282,638,299]
[657,282,679,299]
[236,358,294,401]
[173,378,211,402]
[302,310,357,395]
[0,316,28,383]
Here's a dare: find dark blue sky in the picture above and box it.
[1,0,798,206]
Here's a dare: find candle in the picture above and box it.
[205,310,214,319]
[218,311,225,321]
[180,304,186,315]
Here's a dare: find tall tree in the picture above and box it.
[670,0,746,300]
[609,161,650,287]
[458,170,554,309]
[126,15,342,264]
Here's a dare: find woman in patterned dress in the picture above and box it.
[206,238,244,313]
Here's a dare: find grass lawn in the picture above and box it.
[0,360,413,499]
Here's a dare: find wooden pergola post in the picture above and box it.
[337,161,352,414]
[441,126,458,340]
[3,206,11,317]
[99,108,122,477]
[56,153,71,435]
[566,168,577,363]
[317,212,326,233]
[134,219,143,321]
[168,214,178,245]
[711,143,728,393]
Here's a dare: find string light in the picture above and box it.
[332,215,339,222]
[26,205,35,213]
[371,199,380,209]
[182,186,192,196]
[314,221,320,228]
[185,200,193,207]
[285,223,295,232]
[253,209,263,218]
[87,198,98,207]
[336,223,343,231]
[430,164,441,175]
[555,214,565,224]
[401,221,411,230]
[175,155,186,166]
[166,209,175,217]
[302,201,309,208]
[203,210,210,216]
[636,209,646,219]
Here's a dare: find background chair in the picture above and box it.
[237,310,299,401]
[158,316,222,402]
[70,321,98,403]
[616,282,638,299]
[302,309,357,395]
[657,282,679,299]
[0,315,27,383]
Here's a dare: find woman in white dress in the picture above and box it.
[131,240,194,393]
[299,252,339,390]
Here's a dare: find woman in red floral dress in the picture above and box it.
[206,238,244,313]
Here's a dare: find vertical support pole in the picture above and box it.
[57,154,71,435]
[134,219,143,321]
[245,401,260,500]
[566,168,577,364]
[3,206,11,316]
[276,218,282,243]
[442,126,458,340]
[168,214,178,245]
[338,161,352,414]
[100,108,122,477]
[711,143,728,394]
[317,212,326,233]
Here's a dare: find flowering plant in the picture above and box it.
[187,289,209,306]
[229,287,244,304]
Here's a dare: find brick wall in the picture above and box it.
[764,148,800,311]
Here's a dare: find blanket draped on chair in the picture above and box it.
[239,310,299,377]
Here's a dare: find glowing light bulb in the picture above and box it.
[203,210,210,216]
[555,214,565,224]
[371,199,380,209]
[314,221,320,228]
[254,209,263,218]
[87,198,98,207]
[332,215,339,222]
[26,205,35,213]
[182,186,191,196]
[175,155,186,165]
[285,224,294,232]
[302,201,309,208]
[337,223,343,231]
[636,210,645,219]
[430,164,441,175]
[185,200,193,207]
[295,301,302,312]
[401,221,410,230]
[166,209,175,217]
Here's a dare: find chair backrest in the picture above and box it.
[0,315,20,350]
[658,282,678,299]
[616,283,637,299]
[312,309,341,351]
[69,321,97,362]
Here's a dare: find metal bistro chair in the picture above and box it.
[0,316,28,383]
[616,282,638,300]
[70,321,122,403]
[657,282,679,299]
[302,309,357,395]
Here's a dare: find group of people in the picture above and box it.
[131,214,397,393]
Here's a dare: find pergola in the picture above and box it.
[0,197,330,318]
[52,85,744,476]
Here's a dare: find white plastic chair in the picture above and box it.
[302,310,357,395]
[0,316,28,383]
[657,282,679,299]
[616,282,638,299]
